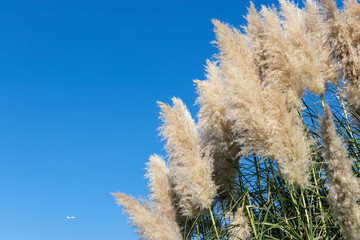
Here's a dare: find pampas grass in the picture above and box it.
[113,193,182,240]
[114,0,360,239]
[229,207,251,240]
[321,104,360,239]
[158,97,217,217]
[321,0,360,108]
[145,154,179,228]
[280,0,325,95]
[213,18,311,187]
[194,60,239,195]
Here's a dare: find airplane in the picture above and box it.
[66,216,75,219]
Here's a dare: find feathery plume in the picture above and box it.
[244,2,266,80]
[302,0,338,86]
[213,19,310,186]
[260,6,304,108]
[113,193,182,240]
[146,154,180,232]
[212,19,270,156]
[280,0,325,95]
[229,207,251,240]
[259,6,311,186]
[343,0,360,57]
[321,104,360,240]
[263,85,311,187]
[158,97,217,217]
[321,0,360,107]
[342,0,360,108]
[195,60,239,195]
[344,0,360,32]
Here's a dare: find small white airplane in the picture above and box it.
[66,216,75,219]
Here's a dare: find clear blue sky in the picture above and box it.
[0,0,342,239]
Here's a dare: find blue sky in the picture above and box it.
[0,0,342,239]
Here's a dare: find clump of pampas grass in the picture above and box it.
[114,0,360,239]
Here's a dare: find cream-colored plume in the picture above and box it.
[146,154,180,232]
[321,0,360,107]
[195,60,239,196]
[113,193,182,240]
[158,97,217,217]
[246,3,310,100]
[260,6,304,108]
[280,0,325,95]
[244,2,266,80]
[212,19,269,156]
[302,0,338,86]
[342,0,360,108]
[229,207,251,240]
[321,104,360,240]
[213,19,310,187]
[263,86,311,187]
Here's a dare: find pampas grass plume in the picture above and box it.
[260,6,304,108]
[280,0,325,95]
[321,104,360,240]
[302,0,338,85]
[229,207,251,240]
[321,0,360,107]
[195,60,239,192]
[158,97,217,216]
[212,19,269,155]
[146,154,179,230]
[112,193,182,240]
[213,18,310,187]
